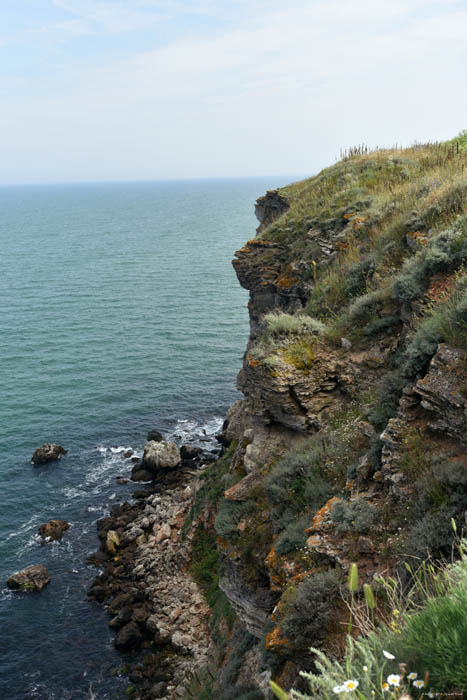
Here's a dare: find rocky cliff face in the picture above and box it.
[182,141,467,698]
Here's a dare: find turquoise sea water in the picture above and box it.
[0,177,289,699]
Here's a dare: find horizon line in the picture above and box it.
[0,172,310,188]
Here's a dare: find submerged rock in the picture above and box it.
[141,440,180,471]
[38,519,70,541]
[31,443,67,465]
[7,564,51,592]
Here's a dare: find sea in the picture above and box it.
[0,177,291,700]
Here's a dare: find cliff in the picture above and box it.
[183,134,467,698]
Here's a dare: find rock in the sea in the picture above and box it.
[142,441,180,471]
[31,443,67,465]
[38,519,70,541]
[7,564,51,592]
[114,621,142,650]
[147,429,164,442]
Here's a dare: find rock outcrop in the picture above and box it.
[7,564,51,592]
[31,443,67,464]
[38,519,70,541]
[141,440,180,472]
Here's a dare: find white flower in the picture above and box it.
[413,680,425,689]
[383,650,395,660]
[333,686,344,694]
[382,683,390,692]
[387,674,401,687]
[363,665,368,672]
[343,680,359,692]
[408,672,418,680]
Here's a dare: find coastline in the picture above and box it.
[88,438,224,699]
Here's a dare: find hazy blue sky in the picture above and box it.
[1,0,466,184]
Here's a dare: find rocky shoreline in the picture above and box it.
[87,442,221,700]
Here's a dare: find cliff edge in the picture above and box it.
[181,134,467,699]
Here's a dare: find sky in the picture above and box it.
[0,0,466,184]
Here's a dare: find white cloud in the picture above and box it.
[0,0,466,183]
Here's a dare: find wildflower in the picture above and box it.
[408,672,418,680]
[383,650,395,660]
[343,680,359,692]
[387,674,401,687]
[413,680,425,689]
[382,683,389,692]
[363,665,368,672]
[333,686,344,694]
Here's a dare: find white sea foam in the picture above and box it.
[167,416,223,448]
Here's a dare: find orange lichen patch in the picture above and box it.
[407,230,428,246]
[276,275,296,289]
[235,238,277,254]
[288,569,315,586]
[305,496,340,534]
[425,272,457,302]
[265,546,286,591]
[265,626,291,652]
[248,353,261,367]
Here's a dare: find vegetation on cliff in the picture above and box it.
[184,132,467,699]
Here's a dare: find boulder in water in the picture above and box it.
[7,564,51,592]
[147,429,164,442]
[141,441,180,471]
[31,443,67,465]
[38,519,70,541]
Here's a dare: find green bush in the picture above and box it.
[263,312,325,339]
[215,500,256,541]
[404,458,467,560]
[331,498,379,535]
[392,219,467,305]
[221,627,257,688]
[280,570,341,651]
[274,516,309,555]
[266,437,334,537]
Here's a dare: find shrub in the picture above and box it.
[274,516,309,555]
[331,498,379,535]
[392,219,467,305]
[279,570,341,650]
[404,457,467,560]
[221,627,257,688]
[215,500,256,541]
[266,437,334,537]
[262,312,325,339]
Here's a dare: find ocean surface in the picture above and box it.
[0,177,291,699]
